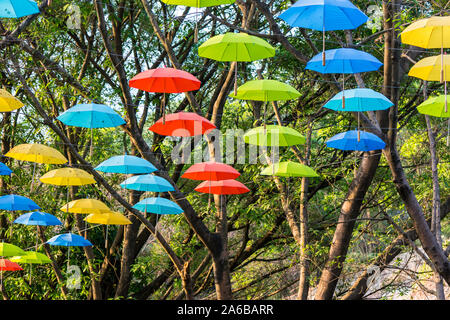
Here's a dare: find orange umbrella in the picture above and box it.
[194,179,249,195]
[149,112,216,137]
[181,162,240,181]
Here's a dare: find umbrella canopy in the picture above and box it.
[0,0,39,18]
[181,162,240,181]
[229,79,301,101]
[133,197,184,215]
[0,89,24,112]
[306,48,383,74]
[129,68,201,93]
[84,212,132,225]
[408,55,450,82]
[95,155,157,174]
[5,144,68,165]
[46,233,92,247]
[279,0,368,31]
[56,103,126,129]
[198,32,276,62]
[60,199,111,214]
[10,252,51,264]
[13,211,62,226]
[260,161,319,177]
[160,0,235,7]
[0,194,40,211]
[0,243,26,257]
[323,88,393,112]
[0,259,23,271]
[400,16,450,49]
[149,112,216,137]
[120,174,175,192]
[244,125,306,146]
[326,130,386,151]
[39,168,96,186]
[194,179,250,195]
[0,162,12,176]
[417,95,450,118]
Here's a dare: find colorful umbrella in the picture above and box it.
[133,197,184,215]
[326,130,386,151]
[279,0,368,65]
[0,243,26,257]
[0,258,22,288]
[13,211,62,226]
[0,89,24,112]
[417,95,450,146]
[323,88,393,141]
[244,125,306,146]
[194,179,250,195]
[198,32,276,95]
[46,233,93,270]
[149,111,216,137]
[181,162,241,181]
[85,212,131,248]
[0,194,40,211]
[10,251,51,285]
[260,161,319,177]
[95,155,157,174]
[306,48,383,108]
[0,162,12,176]
[57,103,126,156]
[60,199,111,215]
[120,174,175,192]
[0,0,39,18]
[5,143,68,191]
[129,68,201,123]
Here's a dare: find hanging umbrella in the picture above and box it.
[326,130,386,151]
[198,32,276,95]
[5,143,68,191]
[0,89,24,112]
[279,0,368,66]
[0,0,39,18]
[46,233,93,270]
[0,243,26,257]
[306,48,383,108]
[133,197,184,215]
[10,251,51,285]
[0,194,40,211]
[0,162,12,176]
[323,88,393,141]
[244,125,306,146]
[60,199,111,215]
[13,211,62,226]
[120,174,175,192]
[260,161,320,177]
[181,162,240,181]
[0,258,22,288]
[194,179,250,195]
[56,103,126,157]
[417,95,450,146]
[95,155,157,174]
[84,212,132,248]
[149,111,216,137]
[129,68,201,123]
[409,54,450,112]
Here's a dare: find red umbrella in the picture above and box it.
[149,112,216,137]
[195,179,250,195]
[0,259,23,271]
[129,67,201,123]
[181,162,241,181]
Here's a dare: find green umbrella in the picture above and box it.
[10,251,52,285]
[417,95,450,146]
[0,243,26,257]
[244,125,306,147]
[198,32,276,95]
[230,79,300,101]
[260,161,319,178]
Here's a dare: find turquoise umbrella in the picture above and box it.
[120,174,174,192]
[95,155,157,174]
[133,197,183,215]
[0,0,39,18]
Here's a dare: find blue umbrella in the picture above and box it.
[279,0,368,65]
[0,0,40,18]
[0,162,12,176]
[133,197,183,215]
[95,155,157,174]
[46,232,93,270]
[57,103,126,157]
[120,174,174,192]
[13,211,62,226]
[326,130,386,151]
[0,194,40,211]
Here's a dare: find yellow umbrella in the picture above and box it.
[5,144,68,192]
[84,211,131,248]
[60,199,111,214]
[0,89,24,112]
